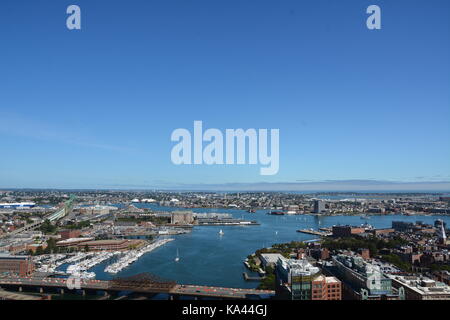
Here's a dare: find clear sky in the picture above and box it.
[0,0,449,190]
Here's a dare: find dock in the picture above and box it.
[243,272,265,281]
[297,229,331,236]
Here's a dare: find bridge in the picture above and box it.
[0,195,76,238]
[0,273,274,299]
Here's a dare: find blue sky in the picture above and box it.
[0,0,449,190]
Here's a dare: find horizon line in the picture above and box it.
[1,179,450,193]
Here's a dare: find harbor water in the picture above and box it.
[86,204,450,289]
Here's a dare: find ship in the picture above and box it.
[268,211,285,215]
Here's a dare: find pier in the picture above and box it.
[296,229,332,236]
[242,272,265,281]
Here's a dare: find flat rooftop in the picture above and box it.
[387,275,450,296]
[56,237,94,245]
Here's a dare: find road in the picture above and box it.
[172,284,274,299]
[0,276,274,299]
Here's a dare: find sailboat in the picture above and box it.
[219,229,224,236]
[175,249,180,262]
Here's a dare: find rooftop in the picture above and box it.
[387,275,450,296]
[0,253,30,260]
[56,237,94,245]
[278,258,320,277]
[260,253,285,265]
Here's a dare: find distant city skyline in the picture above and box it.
[1,179,450,192]
[0,0,449,190]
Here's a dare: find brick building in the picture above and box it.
[357,248,371,260]
[0,253,35,277]
[59,229,82,240]
[311,275,342,300]
[56,238,144,251]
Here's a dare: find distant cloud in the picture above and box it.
[0,112,130,152]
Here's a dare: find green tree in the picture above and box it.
[35,246,44,256]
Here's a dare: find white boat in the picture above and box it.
[175,249,180,262]
[105,238,174,274]
[219,229,224,236]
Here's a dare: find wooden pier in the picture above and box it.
[296,229,331,236]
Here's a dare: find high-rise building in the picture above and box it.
[313,200,326,214]
[275,257,341,300]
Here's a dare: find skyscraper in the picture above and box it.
[313,200,326,214]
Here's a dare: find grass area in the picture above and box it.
[380,254,412,272]
[257,267,275,290]
[65,220,92,230]
[255,241,307,258]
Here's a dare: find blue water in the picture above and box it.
[84,204,450,289]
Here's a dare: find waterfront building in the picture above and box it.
[171,211,194,225]
[56,237,94,251]
[82,239,145,251]
[392,221,414,232]
[275,257,341,300]
[325,254,405,300]
[285,205,299,214]
[387,275,450,300]
[57,238,144,251]
[0,253,35,277]
[259,253,285,269]
[367,207,386,214]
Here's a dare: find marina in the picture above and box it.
[66,251,121,279]
[12,204,450,290]
[104,238,174,274]
[197,217,259,226]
